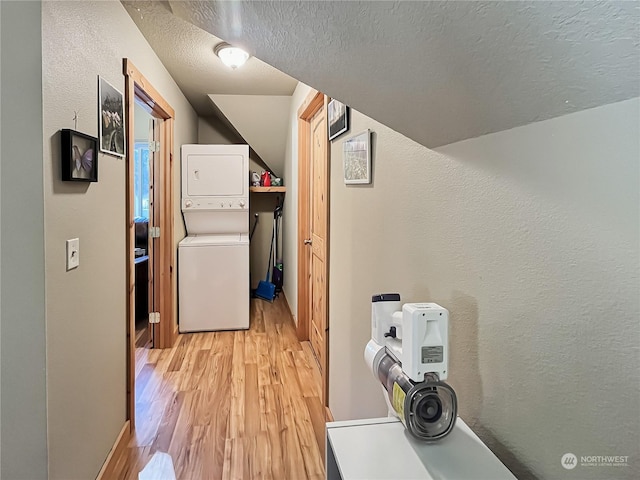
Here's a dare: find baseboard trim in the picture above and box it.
[282,291,309,342]
[95,420,130,480]
[281,291,295,323]
[326,407,334,422]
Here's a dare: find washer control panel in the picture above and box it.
[183,197,248,210]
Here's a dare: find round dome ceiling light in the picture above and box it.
[214,42,250,69]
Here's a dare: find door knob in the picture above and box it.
[304,238,312,245]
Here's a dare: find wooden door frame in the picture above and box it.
[296,90,330,411]
[124,59,176,429]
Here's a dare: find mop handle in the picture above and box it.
[250,213,259,241]
[265,223,274,281]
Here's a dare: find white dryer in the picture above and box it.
[179,144,249,332]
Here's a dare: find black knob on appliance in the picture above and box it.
[384,326,397,339]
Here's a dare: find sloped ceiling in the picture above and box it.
[121,0,298,115]
[166,0,639,148]
[209,95,292,177]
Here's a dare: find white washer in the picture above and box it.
[179,144,250,332]
[178,234,249,332]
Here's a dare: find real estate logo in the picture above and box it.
[561,453,577,470]
[561,452,630,470]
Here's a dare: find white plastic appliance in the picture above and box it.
[178,144,249,332]
[326,417,516,479]
[364,293,457,441]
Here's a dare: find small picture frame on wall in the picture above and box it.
[328,98,349,141]
[60,129,98,182]
[99,76,125,157]
[343,129,371,185]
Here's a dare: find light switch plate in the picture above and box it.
[66,238,79,270]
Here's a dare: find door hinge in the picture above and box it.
[150,226,161,238]
[149,312,160,324]
[148,140,160,152]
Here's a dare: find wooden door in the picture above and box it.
[125,58,176,429]
[309,107,328,376]
[297,91,330,411]
[297,91,331,458]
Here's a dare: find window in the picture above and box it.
[134,142,150,220]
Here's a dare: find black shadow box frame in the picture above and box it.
[61,129,98,182]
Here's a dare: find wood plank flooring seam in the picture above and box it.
[115,297,325,479]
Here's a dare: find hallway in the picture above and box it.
[107,297,325,479]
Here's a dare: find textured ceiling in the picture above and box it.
[164,0,639,148]
[121,1,298,116]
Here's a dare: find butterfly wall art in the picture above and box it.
[61,129,98,182]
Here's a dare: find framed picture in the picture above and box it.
[343,129,371,185]
[328,98,349,141]
[60,129,98,182]
[99,76,125,157]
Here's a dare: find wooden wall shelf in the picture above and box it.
[250,186,286,193]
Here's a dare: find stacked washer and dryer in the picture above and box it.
[178,144,249,332]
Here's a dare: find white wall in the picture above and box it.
[282,82,312,320]
[328,98,639,478]
[209,95,292,177]
[0,2,48,478]
[42,1,198,478]
[198,116,236,146]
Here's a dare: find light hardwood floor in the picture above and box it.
[107,297,326,479]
